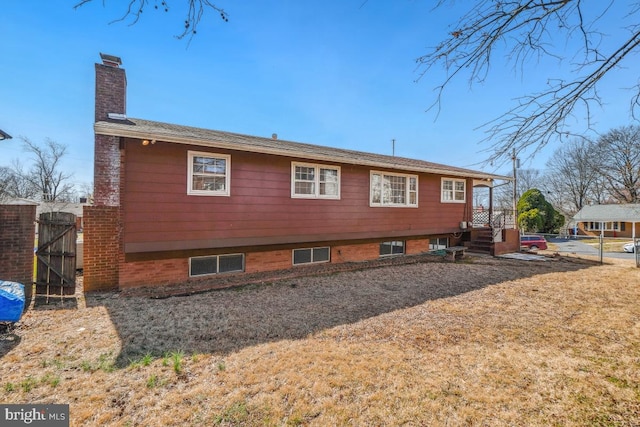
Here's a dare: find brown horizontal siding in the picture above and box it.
[122,140,470,253]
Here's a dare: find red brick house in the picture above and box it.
[84,54,516,291]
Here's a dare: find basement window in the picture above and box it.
[189,254,244,277]
[429,238,449,250]
[380,241,405,256]
[293,247,330,265]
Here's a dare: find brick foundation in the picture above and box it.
[245,250,292,273]
[114,239,438,291]
[0,204,36,298]
[407,239,432,254]
[119,258,188,289]
[332,242,379,262]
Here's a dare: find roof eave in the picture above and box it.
[95,121,510,181]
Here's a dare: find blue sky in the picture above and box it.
[0,1,636,188]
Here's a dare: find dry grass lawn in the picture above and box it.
[1,254,639,426]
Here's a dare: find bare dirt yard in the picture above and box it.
[1,253,639,426]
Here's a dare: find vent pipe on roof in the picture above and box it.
[272,133,278,140]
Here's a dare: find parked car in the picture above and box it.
[622,241,640,253]
[520,235,548,251]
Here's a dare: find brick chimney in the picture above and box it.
[84,53,126,291]
[93,53,126,206]
[95,53,126,122]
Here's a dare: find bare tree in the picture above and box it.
[516,169,542,200]
[595,125,640,203]
[0,166,13,201]
[493,180,514,211]
[20,138,76,202]
[1,160,39,200]
[74,0,228,40]
[543,138,601,215]
[417,1,640,165]
[589,173,610,205]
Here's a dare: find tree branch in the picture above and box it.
[73,0,229,41]
[418,0,640,166]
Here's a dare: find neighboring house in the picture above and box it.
[572,204,640,239]
[84,54,516,291]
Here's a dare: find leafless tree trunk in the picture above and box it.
[417,0,640,165]
[589,174,610,205]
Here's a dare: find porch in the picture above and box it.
[467,179,520,256]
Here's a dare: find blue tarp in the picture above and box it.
[0,281,25,323]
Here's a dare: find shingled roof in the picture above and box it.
[573,204,640,222]
[95,117,510,181]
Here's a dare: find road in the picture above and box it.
[547,237,637,260]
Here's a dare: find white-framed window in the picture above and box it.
[370,171,418,207]
[189,254,244,277]
[441,178,466,203]
[429,237,449,250]
[585,221,623,231]
[293,247,331,265]
[187,151,231,196]
[380,241,405,256]
[291,162,340,199]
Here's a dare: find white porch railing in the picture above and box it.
[472,208,517,243]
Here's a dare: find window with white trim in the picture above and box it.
[380,241,405,256]
[189,254,244,277]
[441,178,466,203]
[585,221,623,231]
[429,238,449,250]
[291,162,340,199]
[293,247,331,265]
[188,151,231,196]
[370,171,418,207]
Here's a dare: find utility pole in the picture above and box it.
[512,148,519,225]
[392,139,395,157]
